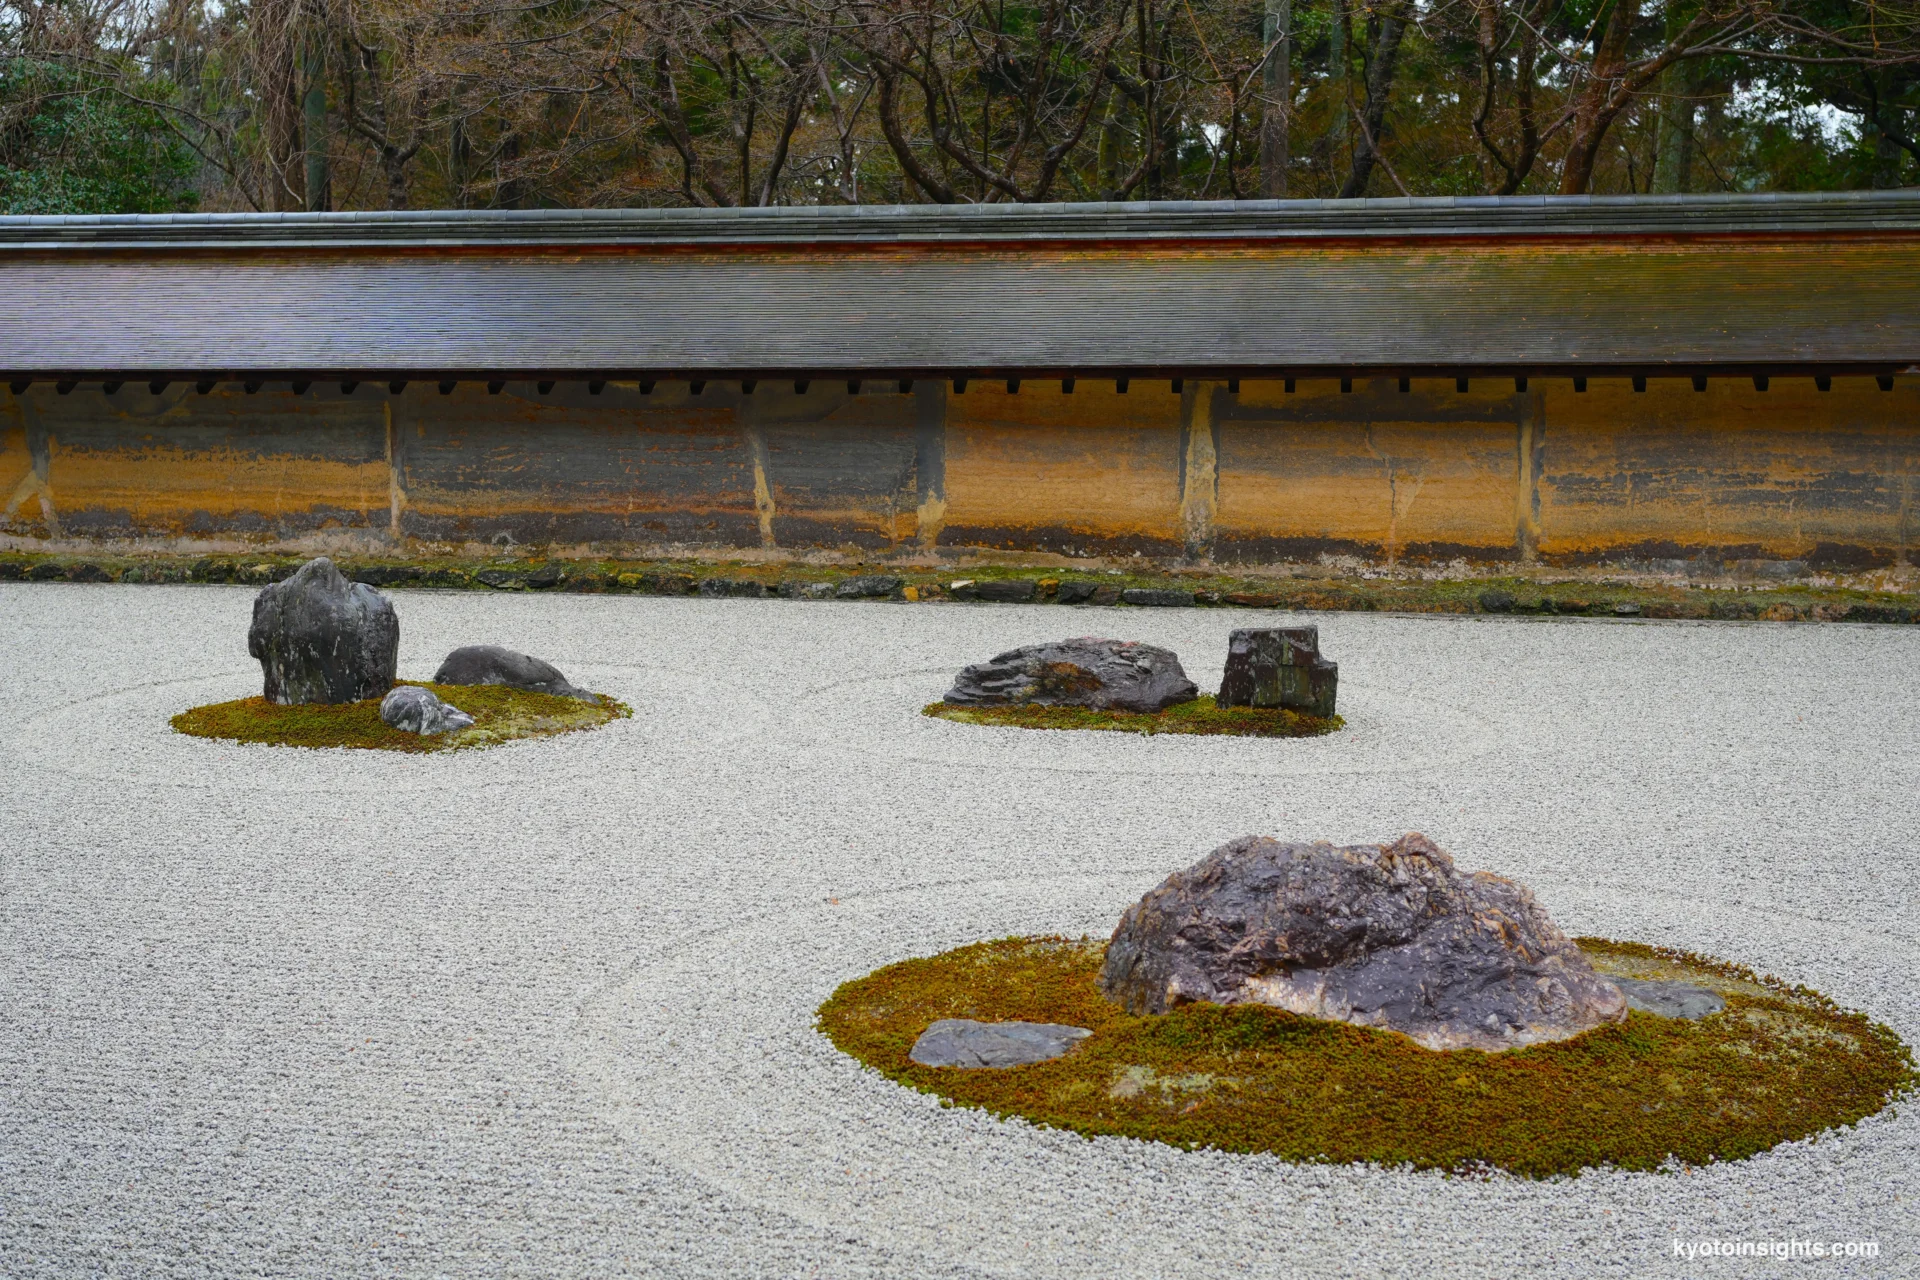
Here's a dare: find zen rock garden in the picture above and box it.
[928,627,1343,737]
[152,561,1915,1181]
[173,556,624,752]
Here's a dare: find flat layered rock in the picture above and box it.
[433,645,594,700]
[1100,834,1628,1052]
[943,638,1198,713]
[246,557,399,705]
[1612,977,1726,1020]
[908,1019,1092,1068]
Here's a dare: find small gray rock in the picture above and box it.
[1055,581,1100,604]
[246,557,399,705]
[379,686,475,735]
[1216,626,1339,717]
[1479,589,1517,613]
[1121,588,1194,607]
[433,645,594,700]
[836,575,903,599]
[1611,977,1726,1020]
[908,1019,1092,1069]
[944,637,1199,713]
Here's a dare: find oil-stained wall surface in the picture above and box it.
[5,376,1918,567]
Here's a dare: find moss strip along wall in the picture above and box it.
[6,375,1919,567]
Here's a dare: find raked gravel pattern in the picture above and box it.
[1,583,1916,1279]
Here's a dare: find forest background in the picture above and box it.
[4,0,1920,214]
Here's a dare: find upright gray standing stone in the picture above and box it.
[1216,626,1338,716]
[247,557,399,704]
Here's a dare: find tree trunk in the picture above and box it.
[1260,0,1291,197]
[299,8,329,212]
[1557,0,1637,195]
[1652,5,1694,194]
[1337,3,1407,198]
[1326,0,1347,157]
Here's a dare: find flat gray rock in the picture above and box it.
[246,557,399,705]
[1100,833,1629,1051]
[943,637,1198,712]
[379,686,474,735]
[1611,976,1727,1019]
[433,645,594,700]
[908,1019,1093,1068]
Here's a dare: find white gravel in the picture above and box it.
[1,583,1916,1278]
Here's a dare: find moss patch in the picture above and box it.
[923,695,1342,737]
[170,681,628,753]
[817,936,1915,1178]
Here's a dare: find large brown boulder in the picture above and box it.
[1099,834,1627,1051]
[246,557,399,705]
[942,638,1198,713]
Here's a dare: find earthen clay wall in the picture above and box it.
[6,376,1917,567]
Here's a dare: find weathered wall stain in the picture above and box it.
[4,376,1918,566]
[942,382,1186,556]
[1215,380,1519,564]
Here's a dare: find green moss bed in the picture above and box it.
[922,695,1343,738]
[818,936,1916,1178]
[170,681,629,752]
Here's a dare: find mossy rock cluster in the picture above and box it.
[818,936,1916,1178]
[922,695,1343,738]
[170,681,627,753]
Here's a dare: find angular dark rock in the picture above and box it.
[952,579,1039,603]
[943,638,1199,713]
[1055,581,1100,604]
[1121,588,1194,607]
[246,556,399,705]
[1089,585,1122,605]
[1099,833,1628,1052]
[433,645,594,700]
[1478,589,1517,613]
[1216,626,1339,717]
[68,562,112,582]
[836,574,903,598]
[699,578,769,598]
[908,1019,1092,1068]
[1611,977,1726,1020]
[525,564,565,589]
[637,573,697,595]
[474,569,526,590]
[379,685,475,735]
